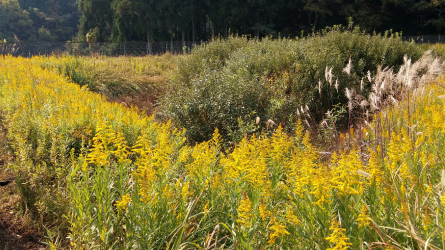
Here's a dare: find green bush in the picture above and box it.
[294,26,423,122]
[165,66,271,145]
[174,36,249,88]
[163,26,424,145]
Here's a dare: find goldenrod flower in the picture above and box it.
[294,119,304,141]
[203,202,210,216]
[259,198,270,221]
[441,193,445,208]
[422,206,432,231]
[115,194,131,211]
[268,216,290,245]
[331,148,364,196]
[326,218,352,250]
[181,181,190,203]
[237,191,252,229]
[368,146,383,185]
[356,205,371,228]
[285,205,300,226]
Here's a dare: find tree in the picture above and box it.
[0,0,35,41]
[111,0,163,53]
[76,0,114,42]
[17,0,80,41]
[338,0,389,31]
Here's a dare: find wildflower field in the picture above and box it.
[2,34,445,249]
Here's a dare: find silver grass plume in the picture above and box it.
[334,79,339,93]
[345,87,354,100]
[366,50,444,112]
[343,57,352,75]
[325,67,329,83]
[266,119,276,129]
[325,66,334,87]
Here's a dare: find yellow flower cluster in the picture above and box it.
[5,55,445,249]
[236,191,252,229]
[268,216,290,245]
[326,218,352,250]
[115,194,131,211]
[356,205,371,228]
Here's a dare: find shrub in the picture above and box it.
[164,66,270,144]
[163,26,424,145]
[294,26,423,122]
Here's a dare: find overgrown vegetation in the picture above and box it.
[163,26,424,144]
[2,29,445,249]
[38,54,177,115]
[2,50,445,248]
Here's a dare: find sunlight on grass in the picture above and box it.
[1,53,445,249]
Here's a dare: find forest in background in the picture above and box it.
[2,0,445,43]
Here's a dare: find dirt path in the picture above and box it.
[0,119,47,250]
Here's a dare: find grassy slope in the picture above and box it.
[0,46,445,248]
[40,53,179,116]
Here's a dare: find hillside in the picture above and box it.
[1,34,445,248]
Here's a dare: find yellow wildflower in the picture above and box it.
[259,198,270,221]
[181,181,190,203]
[368,146,383,185]
[331,148,364,196]
[268,216,290,245]
[294,119,304,141]
[115,194,131,211]
[203,202,210,215]
[326,218,352,250]
[236,191,252,229]
[356,205,371,228]
[441,193,445,208]
[285,205,300,226]
[422,206,432,231]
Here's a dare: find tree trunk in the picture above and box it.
[255,13,260,37]
[307,12,312,27]
[146,21,152,55]
[314,12,319,29]
[182,29,185,50]
[170,29,173,53]
[187,28,190,48]
[192,8,195,46]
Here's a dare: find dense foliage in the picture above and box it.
[2,0,445,42]
[1,54,445,249]
[0,0,79,42]
[163,27,423,144]
[75,0,445,43]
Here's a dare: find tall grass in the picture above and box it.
[67,77,445,249]
[38,54,178,115]
[2,49,445,248]
[0,55,151,240]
